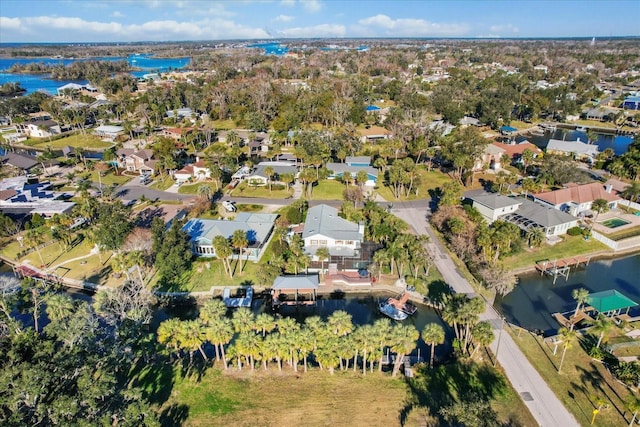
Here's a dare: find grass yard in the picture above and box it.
[377,168,451,201]
[230,182,292,199]
[178,182,217,195]
[26,133,114,150]
[503,235,609,271]
[310,179,345,200]
[601,225,640,241]
[150,175,175,191]
[185,258,264,292]
[508,327,635,427]
[210,119,236,130]
[89,170,132,186]
[235,203,264,212]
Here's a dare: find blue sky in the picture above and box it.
[1,0,638,43]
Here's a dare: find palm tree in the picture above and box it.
[231,229,248,274]
[622,182,640,203]
[328,310,353,336]
[264,166,274,192]
[353,324,374,374]
[45,293,75,322]
[157,318,184,361]
[297,328,315,372]
[570,288,589,331]
[525,227,546,248]
[179,319,208,363]
[625,394,640,427]
[422,323,445,369]
[589,314,615,349]
[470,321,495,358]
[197,184,212,201]
[254,313,276,337]
[199,299,227,325]
[231,307,255,334]
[24,229,46,266]
[315,336,341,375]
[591,198,610,223]
[213,235,234,278]
[315,246,330,278]
[205,317,233,367]
[390,324,420,377]
[557,326,577,373]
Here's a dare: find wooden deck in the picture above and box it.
[552,308,595,328]
[536,256,591,284]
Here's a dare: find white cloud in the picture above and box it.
[279,23,345,38]
[489,24,519,34]
[0,15,270,42]
[273,14,294,22]
[301,0,322,13]
[110,11,125,18]
[280,0,296,7]
[356,14,470,37]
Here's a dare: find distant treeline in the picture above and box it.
[7,60,131,81]
[0,82,26,97]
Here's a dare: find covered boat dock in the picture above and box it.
[587,289,638,320]
[271,275,319,307]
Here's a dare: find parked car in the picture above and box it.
[222,200,237,212]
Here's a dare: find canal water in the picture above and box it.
[526,128,634,156]
[494,253,640,336]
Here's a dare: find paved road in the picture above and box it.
[394,207,580,427]
[115,179,196,203]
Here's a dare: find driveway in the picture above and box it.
[115,179,196,203]
[394,207,580,427]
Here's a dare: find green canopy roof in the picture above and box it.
[587,290,638,313]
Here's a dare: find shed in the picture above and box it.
[587,290,638,315]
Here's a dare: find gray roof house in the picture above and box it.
[502,198,578,237]
[272,275,320,290]
[2,152,40,172]
[345,156,371,166]
[546,138,599,160]
[325,162,379,186]
[182,213,278,260]
[465,192,522,223]
[302,204,364,257]
[248,162,298,185]
[0,176,74,217]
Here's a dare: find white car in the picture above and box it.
[222,200,237,212]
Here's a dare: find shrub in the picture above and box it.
[589,346,605,360]
[567,227,582,236]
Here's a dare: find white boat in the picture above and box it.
[576,126,587,132]
[379,299,409,321]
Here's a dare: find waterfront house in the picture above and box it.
[182,213,278,260]
[94,125,124,141]
[0,176,74,217]
[19,120,61,139]
[533,182,621,217]
[326,162,378,186]
[546,138,599,161]
[493,141,542,164]
[302,204,364,258]
[502,198,578,237]
[465,192,522,224]
[2,152,40,173]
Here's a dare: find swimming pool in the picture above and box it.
[600,217,631,228]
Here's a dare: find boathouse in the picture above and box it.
[271,275,319,307]
[586,290,638,318]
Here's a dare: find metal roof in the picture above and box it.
[273,275,319,290]
[302,204,363,241]
[587,290,638,313]
[183,213,277,246]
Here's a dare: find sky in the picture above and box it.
[0,0,638,43]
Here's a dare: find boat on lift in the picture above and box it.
[378,299,409,321]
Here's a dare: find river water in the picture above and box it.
[526,128,634,156]
[494,253,640,336]
[0,54,190,94]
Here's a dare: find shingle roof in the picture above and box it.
[182,213,278,246]
[302,204,363,241]
[493,142,542,158]
[252,163,297,178]
[326,163,378,178]
[512,198,578,228]
[535,182,620,205]
[2,153,39,170]
[345,156,371,165]
[546,139,599,157]
[467,193,522,210]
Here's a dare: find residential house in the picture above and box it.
[161,127,194,142]
[248,139,269,156]
[302,204,364,258]
[357,126,391,143]
[459,116,481,127]
[94,125,124,141]
[2,152,40,173]
[166,108,194,121]
[465,192,522,224]
[19,120,61,138]
[182,213,278,260]
[326,158,379,186]
[546,138,599,161]
[0,176,74,217]
[622,96,640,110]
[533,182,621,217]
[493,141,542,164]
[116,149,157,174]
[475,144,505,171]
[582,108,617,121]
[174,158,210,183]
[247,162,297,186]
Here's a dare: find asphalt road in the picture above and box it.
[394,207,579,427]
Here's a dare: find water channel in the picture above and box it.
[526,128,634,156]
[494,253,640,336]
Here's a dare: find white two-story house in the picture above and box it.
[302,204,364,258]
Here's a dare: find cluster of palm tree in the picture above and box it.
[441,294,494,358]
[157,300,448,376]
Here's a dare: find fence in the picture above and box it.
[619,200,640,211]
[591,230,618,250]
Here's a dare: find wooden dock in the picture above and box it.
[552,308,595,329]
[535,256,591,284]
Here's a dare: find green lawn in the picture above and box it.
[185,258,263,292]
[178,182,217,195]
[508,326,634,427]
[230,182,292,199]
[503,235,609,271]
[26,133,114,150]
[310,180,345,200]
[210,119,236,130]
[377,168,451,201]
[90,170,132,186]
[600,225,640,241]
[235,203,264,212]
[149,174,175,191]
